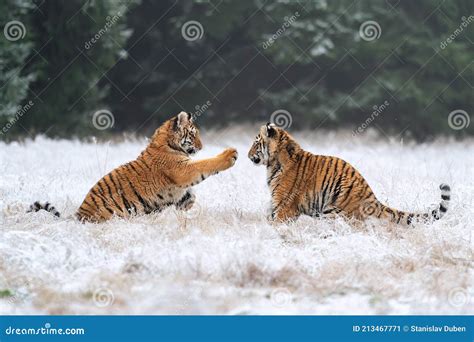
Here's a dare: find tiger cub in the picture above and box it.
[248,123,450,225]
[30,112,238,222]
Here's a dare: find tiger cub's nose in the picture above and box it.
[251,156,261,164]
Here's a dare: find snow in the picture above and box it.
[0,127,473,314]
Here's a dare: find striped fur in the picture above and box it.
[248,124,450,225]
[30,112,238,223]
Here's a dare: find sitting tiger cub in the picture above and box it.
[248,123,450,225]
[30,112,238,222]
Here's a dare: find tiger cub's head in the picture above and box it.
[248,123,300,166]
[248,123,279,165]
[166,111,203,155]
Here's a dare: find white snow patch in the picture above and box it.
[0,128,473,314]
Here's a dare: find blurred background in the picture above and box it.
[0,0,472,141]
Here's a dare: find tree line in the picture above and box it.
[1,0,472,141]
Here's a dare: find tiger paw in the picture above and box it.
[180,199,195,211]
[220,148,238,169]
[176,191,196,211]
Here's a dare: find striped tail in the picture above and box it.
[27,201,61,217]
[377,183,450,225]
[431,183,451,220]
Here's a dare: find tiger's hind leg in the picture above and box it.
[335,194,379,221]
[319,207,344,220]
[336,192,402,226]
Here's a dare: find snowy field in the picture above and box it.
[1,127,473,315]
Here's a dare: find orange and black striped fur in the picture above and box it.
[30,112,238,222]
[248,124,450,225]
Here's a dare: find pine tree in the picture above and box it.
[0,0,35,137]
[2,0,136,139]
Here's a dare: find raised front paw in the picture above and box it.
[220,148,238,169]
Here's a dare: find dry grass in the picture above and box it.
[0,127,473,314]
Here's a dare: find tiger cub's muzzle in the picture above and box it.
[249,155,261,164]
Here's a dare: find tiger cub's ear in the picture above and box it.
[175,111,191,129]
[266,123,276,138]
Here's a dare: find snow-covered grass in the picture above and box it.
[1,127,473,315]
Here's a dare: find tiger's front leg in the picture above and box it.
[175,189,195,211]
[172,148,238,187]
[271,203,301,223]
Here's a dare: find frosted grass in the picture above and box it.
[1,128,473,314]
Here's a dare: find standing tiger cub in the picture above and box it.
[30,112,238,222]
[248,123,450,225]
